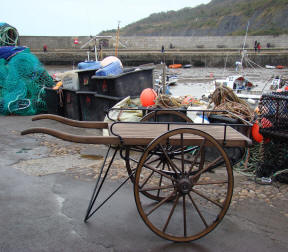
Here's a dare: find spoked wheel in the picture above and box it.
[125,111,193,201]
[134,128,234,242]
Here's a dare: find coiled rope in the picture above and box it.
[0,23,19,46]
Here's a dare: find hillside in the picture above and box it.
[99,0,288,36]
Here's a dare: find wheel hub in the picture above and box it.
[177,177,192,194]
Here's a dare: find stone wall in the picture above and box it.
[19,35,288,50]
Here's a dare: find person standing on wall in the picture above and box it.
[257,42,261,53]
[43,44,47,52]
[254,40,257,52]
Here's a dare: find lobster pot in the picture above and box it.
[259,91,288,136]
[257,91,288,183]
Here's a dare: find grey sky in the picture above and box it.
[1,0,211,36]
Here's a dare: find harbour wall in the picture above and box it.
[19,35,288,67]
[32,49,288,67]
[20,35,288,50]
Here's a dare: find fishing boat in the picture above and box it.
[215,75,262,100]
[155,74,178,86]
[203,75,288,107]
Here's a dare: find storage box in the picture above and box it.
[44,87,64,116]
[62,70,80,91]
[77,69,98,91]
[78,91,122,121]
[90,66,154,97]
[63,89,82,120]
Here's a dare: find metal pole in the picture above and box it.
[240,21,250,66]
[162,62,166,94]
[115,21,120,57]
[94,39,98,61]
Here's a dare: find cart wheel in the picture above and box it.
[134,128,233,242]
[141,110,193,123]
[125,110,193,201]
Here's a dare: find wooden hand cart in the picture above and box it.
[21,110,252,242]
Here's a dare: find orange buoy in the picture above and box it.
[285,86,288,91]
[169,64,182,69]
[276,65,284,69]
[140,88,157,107]
[252,121,263,143]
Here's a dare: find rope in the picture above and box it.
[0,23,19,46]
[154,94,183,108]
[208,86,253,122]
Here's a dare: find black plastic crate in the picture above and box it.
[90,67,154,97]
[259,91,288,138]
[78,91,122,121]
[44,87,64,116]
[77,69,97,91]
[208,114,250,136]
[63,89,82,120]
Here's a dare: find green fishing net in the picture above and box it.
[0,48,54,115]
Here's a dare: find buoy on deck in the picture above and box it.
[252,121,263,143]
[140,88,157,107]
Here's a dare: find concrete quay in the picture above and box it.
[32,48,288,67]
[0,115,287,251]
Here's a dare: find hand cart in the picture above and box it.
[21,109,252,242]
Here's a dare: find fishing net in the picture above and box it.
[0,47,54,115]
[0,23,19,46]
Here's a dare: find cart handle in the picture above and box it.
[21,127,119,145]
[31,114,108,129]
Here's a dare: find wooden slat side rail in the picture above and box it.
[21,127,119,145]
[32,114,108,129]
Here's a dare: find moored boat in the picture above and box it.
[169,64,182,69]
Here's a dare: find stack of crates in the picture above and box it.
[76,66,154,121]
[61,70,82,120]
[47,66,155,121]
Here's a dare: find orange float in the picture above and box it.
[276,65,284,69]
[140,88,157,107]
[169,64,182,69]
[252,120,263,143]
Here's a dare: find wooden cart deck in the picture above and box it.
[109,122,252,147]
[22,114,251,147]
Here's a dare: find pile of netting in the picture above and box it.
[0,47,54,115]
[0,23,19,46]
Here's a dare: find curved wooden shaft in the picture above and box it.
[32,114,108,129]
[21,127,119,145]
